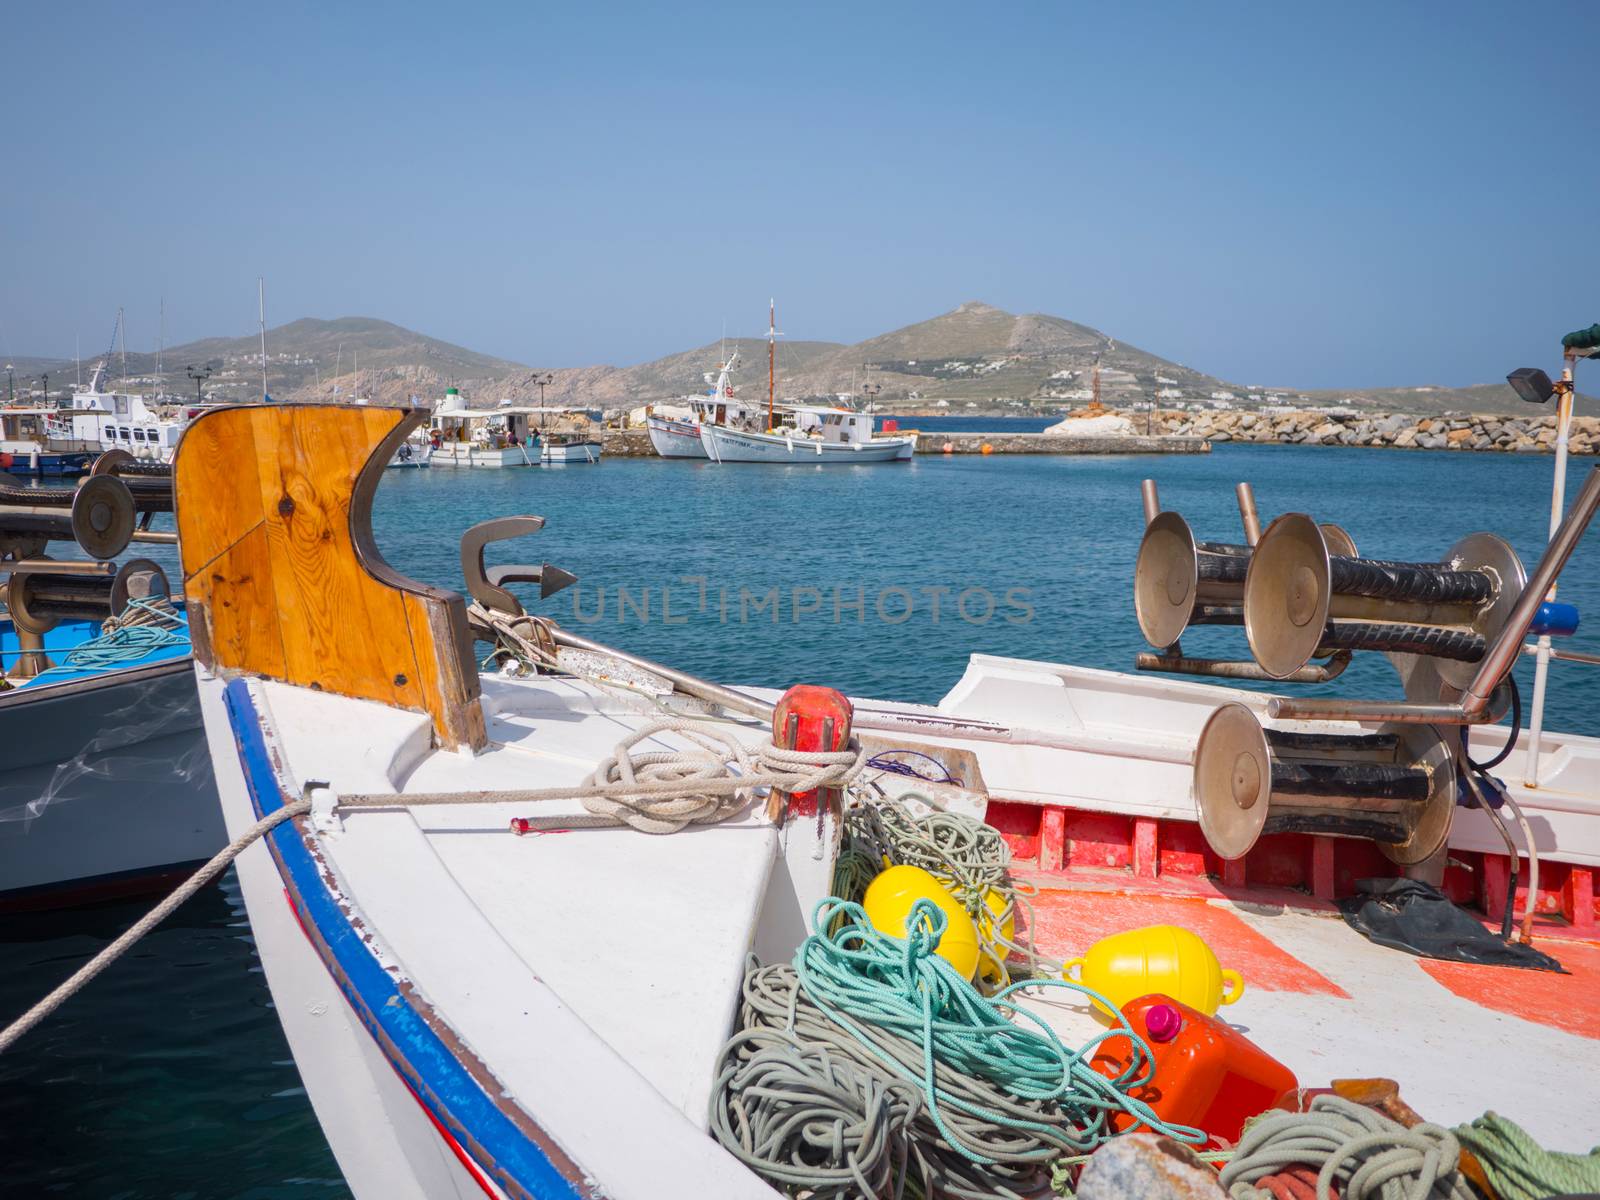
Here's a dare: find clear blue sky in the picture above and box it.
[4,1,1596,388]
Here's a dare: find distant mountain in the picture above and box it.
[9,305,1590,416]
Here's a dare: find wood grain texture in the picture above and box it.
[176,404,485,750]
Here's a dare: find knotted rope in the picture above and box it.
[1221,1095,1475,1200]
[337,718,867,835]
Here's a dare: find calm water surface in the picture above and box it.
[3,441,1596,1195]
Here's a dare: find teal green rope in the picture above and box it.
[1454,1112,1600,1200]
[794,897,1205,1166]
[26,598,188,680]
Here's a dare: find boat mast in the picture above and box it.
[767,299,775,431]
[258,277,269,400]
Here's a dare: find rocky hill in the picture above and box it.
[11,304,1592,416]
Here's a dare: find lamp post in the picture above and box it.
[5,363,12,404]
[39,373,48,406]
[187,363,213,409]
[535,372,554,404]
[862,382,881,416]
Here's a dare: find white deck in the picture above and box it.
[219,659,1600,1198]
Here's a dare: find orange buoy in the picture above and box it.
[981,443,993,455]
[942,442,954,454]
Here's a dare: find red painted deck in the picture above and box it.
[989,798,1600,935]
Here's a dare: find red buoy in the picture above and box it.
[770,685,853,818]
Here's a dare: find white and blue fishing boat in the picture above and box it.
[1,406,95,477]
[168,341,1600,1199]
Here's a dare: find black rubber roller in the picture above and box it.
[1328,555,1493,605]
[1266,729,1400,754]
[1318,621,1486,662]
[0,481,75,509]
[1271,760,1432,802]
[1195,542,1250,585]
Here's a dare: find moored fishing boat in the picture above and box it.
[0,458,221,910]
[699,407,916,463]
[0,407,94,477]
[160,348,1600,1198]
[54,363,186,462]
[645,348,759,459]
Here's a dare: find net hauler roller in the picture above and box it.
[0,475,138,560]
[1194,702,1455,865]
[1242,513,1526,686]
[5,558,172,637]
[1133,481,1355,660]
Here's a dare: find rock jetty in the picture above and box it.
[1143,408,1598,454]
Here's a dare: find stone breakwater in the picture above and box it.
[1145,408,1599,454]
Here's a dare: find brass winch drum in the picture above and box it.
[0,475,138,560]
[6,558,171,637]
[1194,702,1455,866]
[1134,510,1356,650]
[1242,513,1526,687]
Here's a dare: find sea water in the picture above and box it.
[3,442,1596,1196]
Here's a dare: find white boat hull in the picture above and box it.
[646,416,707,459]
[430,443,533,468]
[698,424,916,463]
[540,440,603,465]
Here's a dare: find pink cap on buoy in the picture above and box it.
[1144,1003,1183,1043]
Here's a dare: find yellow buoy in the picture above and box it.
[1064,924,1244,1019]
[863,865,981,981]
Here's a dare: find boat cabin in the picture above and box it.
[792,406,875,444]
[56,367,183,460]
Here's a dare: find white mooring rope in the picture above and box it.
[0,798,312,1054]
[0,718,866,1049]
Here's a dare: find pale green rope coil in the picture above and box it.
[1221,1095,1474,1200]
[1453,1111,1600,1200]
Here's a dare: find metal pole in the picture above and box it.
[1140,479,1161,526]
[1521,354,1575,786]
[259,278,269,400]
[1235,482,1262,546]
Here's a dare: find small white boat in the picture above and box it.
[385,438,431,468]
[539,433,603,465]
[699,407,916,463]
[646,349,760,459]
[169,395,1600,1199]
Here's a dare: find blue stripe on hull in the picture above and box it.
[223,679,587,1200]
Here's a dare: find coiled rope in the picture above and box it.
[26,596,189,681]
[0,798,311,1054]
[1220,1095,1474,1200]
[835,799,1060,989]
[711,897,1204,1199]
[337,718,866,835]
[1453,1111,1600,1200]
